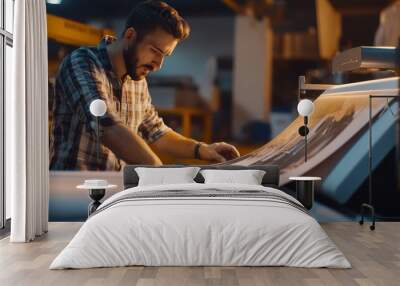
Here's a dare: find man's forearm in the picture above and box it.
[150,130,199,159]
[102,123,162,165]
[151,130,241,163]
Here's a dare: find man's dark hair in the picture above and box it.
[124,0,190,41]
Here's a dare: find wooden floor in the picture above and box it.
[0,222,399,286]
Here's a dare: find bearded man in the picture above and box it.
[50,0,240,170]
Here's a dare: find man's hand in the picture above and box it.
[150,130,240,163]
[199,142,240,163]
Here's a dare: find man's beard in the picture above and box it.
[122,41,153,81]
[122,41,140,80]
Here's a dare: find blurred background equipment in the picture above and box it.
[332,44,400,229]
[332,46,400,73]
[47,14,114,46]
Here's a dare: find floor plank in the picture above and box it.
[0,222,399,286]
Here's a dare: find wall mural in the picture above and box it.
[47,2,400,222]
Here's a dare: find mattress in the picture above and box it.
[50,183,351,269]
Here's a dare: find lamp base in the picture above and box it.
[88,189,105,217]
[295,180,314,210]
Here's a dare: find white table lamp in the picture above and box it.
[89,99,107,169]
[90,99,107,117]
[297,99,315,162]
[297,99,314,117]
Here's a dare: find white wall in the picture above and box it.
[232,16,273,136]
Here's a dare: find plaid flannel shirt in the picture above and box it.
[49,37,170,171]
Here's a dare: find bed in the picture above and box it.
[50,165,350,269]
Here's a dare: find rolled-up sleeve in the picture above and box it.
[138,86,171,143]
[57,48,122,136]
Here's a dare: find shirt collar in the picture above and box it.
[97,35,117,72]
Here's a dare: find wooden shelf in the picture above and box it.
[158,107,213,143]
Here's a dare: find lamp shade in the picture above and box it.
[89,99,107,117]
[297,99,314,117]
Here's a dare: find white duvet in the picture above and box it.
[50,183,351,269]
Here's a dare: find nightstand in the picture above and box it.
[77,180,117,217]
[289,177,321,210]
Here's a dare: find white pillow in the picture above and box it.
[200,169,266,185]
[135,167,201,186]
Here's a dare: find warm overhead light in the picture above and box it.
[46,0,62,4]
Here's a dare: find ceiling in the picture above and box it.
[46,0,394,32]
[46,0,234,23]
[331,0,394,14]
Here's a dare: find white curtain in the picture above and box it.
[9,0,49,242]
